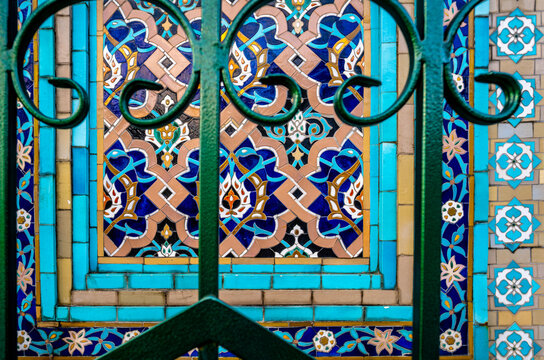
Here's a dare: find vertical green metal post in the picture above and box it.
[198,0,221,358]
[413,0,443,358]
[0,0,17,358]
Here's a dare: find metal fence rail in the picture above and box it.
[0,0,521,359]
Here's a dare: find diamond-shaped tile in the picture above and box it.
[490,323,542,359]
[488,261,540,313]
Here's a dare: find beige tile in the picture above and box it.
[398,205,414,256]
[166,290,198,306]
[496,248,531,265]
[72,290,118,306]
[398,155,414,204]
[57,210,72,258]
[313,290,362,305]
[57,259,72,305]
[498,310,532,326]
[397,256,413,305]
[362,290,398,305]
[263,290,311,305]
[219,290,262,305]
[56,161,72,210]
[118,290,165,306]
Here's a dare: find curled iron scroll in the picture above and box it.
[118,0,200,129]
[443,0,521,124]
[11,0,89,129]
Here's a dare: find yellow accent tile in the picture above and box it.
[397,205,414,255]
[57,258,72,305]
[398,155,414,204]
[498,310,532,326]
[56,161,72,210]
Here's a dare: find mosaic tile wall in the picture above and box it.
[14,0,488,358]
[485,1,544,359]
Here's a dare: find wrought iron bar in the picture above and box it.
[2,0,523,359]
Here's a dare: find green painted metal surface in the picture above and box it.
[1,0,522,359]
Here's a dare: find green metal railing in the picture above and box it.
[0,0,521,359]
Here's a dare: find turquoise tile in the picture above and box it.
[231,264,274,273]
[474,173,488,222]
[71,306,116,322]
[379,192,396,241]
[474,17,490,67]
[89,230,97,272]
[39,224,56,273]
[380,10,396,43]
[473,223,489,274]
[73,243,89,290]
[143,264,189,273]
[365,306,412,321]
[223,274,271,289]
[379,143,397,191]
[379,241,397,289]
[39,128,55,174]
[322,274,371,289]
[474,1,489,16]
[40,273,57,320]
[56,307,70,321]
[72,4,89,52]
[89,129,97,155]
[369,178,379,226]
[189,264,230,273]
[39,175,55,224]
[473,126,488,171]
[166,307,189,319]
[87,273,126,289]
[73,195,89,243]
[274,264,321,273]
[371,275,381,289]
[128,274,173,289]
[89,181,97,227]
[473,325,489,360]
[380,44,397,91]
[315,306,363,321]
[98,263,143,273]
[369,225,378,271]
[378,111,397,143]
[322,265,369,273]
[272,274,320,289]
[72,148,89,194]
[174,274,199,289]
[118,307,165,322]
[234,307,263,322]
[89,155,97,181]
[473,274,487,324]
[265,306,313,321]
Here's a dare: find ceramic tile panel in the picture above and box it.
[486,1,544,359]
[14,0,486,357]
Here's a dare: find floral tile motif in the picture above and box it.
[489,135,541,188]
[490,323,542,360]
[490,9,543,64]
[489,198,540,252]
[488,261,540,314]
[490,72,543,127]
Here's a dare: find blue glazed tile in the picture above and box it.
[39,224,56,273]
[89,155,97,181]
[98,263,143,273]
[72,4,89,52]
[72,148,89,194]
[73,195,89,243]
[231,264,274,273]
[379,241,396,289]
[189,264,230,273]
[166,307,189,319]
[234,307,263,322]
[322,274,371,289]
[379,143,397,191]
[369,225,378,271]
[378,110,397,143]
[379,192,396,241]
[70,306,117,322]
[474,18,490,68]
[314,306,363,321]
[322,265,369,273]
[118,306,165,322]
[56,307,69,321]
[89,230,97,272]
[274,264,321,273]
[40,273,57,320]
[143,264,189,273]
[473,126,488,172]
[39,176,56,225]
[473,223,488,274]
[380,10,396,43]
[365,306,412,321]
[265,306,313,321]
[87,273,126,289]
[272,274,320,289]
[490,323,541,358]
[174,274,199,289]
[223,274,271,289]
[89,180,97,227]
[371,275,381,289]
[73,243,90,290]
[473,325,488,360]
[128,274,173,289]
[38,128,55,174]
[473,274,487,324]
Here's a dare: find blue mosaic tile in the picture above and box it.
[490,9,543,64]
[490,323,542,359]
[489,197,540,252]
[488,261,540,314]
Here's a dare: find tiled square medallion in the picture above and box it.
[488,261,540,313]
